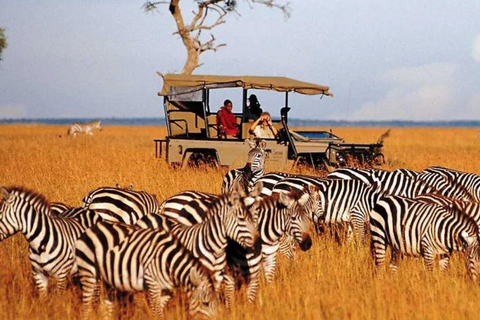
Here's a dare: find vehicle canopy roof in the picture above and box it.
[159,73,333,97]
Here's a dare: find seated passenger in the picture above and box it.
[217,99,239,138]
[249,112,278,139]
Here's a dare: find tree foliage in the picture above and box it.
[0,28,7,61]
[143,0,290,74]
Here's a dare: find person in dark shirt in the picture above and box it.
[245,94,263,121]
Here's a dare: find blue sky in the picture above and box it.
[0,0,479,121]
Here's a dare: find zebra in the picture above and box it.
[221,138,268,193]
[136,182,260,295]
[419,166,480,201]
[82,186,160,224]
[149,184,313,303]
[0,186,102,297]
[228,187,313,303]
[327,167,473,201]
[50,202,72,216]
[75,220,218,319]
[67,120,102,137]
[369,195,480,280]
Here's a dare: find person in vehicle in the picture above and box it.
[245,94,263,121]
[249,112,278,139]
[217,99,239,138]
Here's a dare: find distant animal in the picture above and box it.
[67,120,102,137]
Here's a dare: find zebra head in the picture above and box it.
[219,181,261,251]
[0,187,47,240]
[245,138,267,174]
[94,120,102,131]
[187,268,219,319]
[277,190,313,252]
[459,230,480,283]
[302,184,322,224]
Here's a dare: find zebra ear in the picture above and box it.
[0,187,10,201]
[259,139,267,150]
[298,190,310,206]
[460,230,474,248]
[190,268,203,287]
[249,182,263,197]
[246,138,256,149]
[307,184,318,194]
[278,192,294,209]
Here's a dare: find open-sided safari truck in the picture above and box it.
[155,74,384,170]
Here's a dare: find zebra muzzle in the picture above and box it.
[299,234,313,251]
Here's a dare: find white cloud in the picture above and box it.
[0,105,27,119]
[472,34,480,62]
[350,63,457,121]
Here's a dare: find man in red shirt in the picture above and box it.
[217,99,239,138]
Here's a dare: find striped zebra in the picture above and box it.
[50,202,72,216]
[75,220,218,319]
[136,183,260,295]
[67,120,102,137]
[221,139,268,193]
[327,167,473,201]
[82,186,160,224]
[227,187,314,303]
[0,186,102,297]
[151,184,313,303]
[369,195,480,280]
[419,166,480,201]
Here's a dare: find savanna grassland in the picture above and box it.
[1,124,480,320]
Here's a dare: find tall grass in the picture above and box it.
[1,125,480,319]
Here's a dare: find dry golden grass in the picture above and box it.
[1,124,480,319]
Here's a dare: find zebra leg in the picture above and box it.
[32,269,49,298]
[421,245,435,272]
[371,236,387,269]
[262,251,278,284]
[223,274,235,309]
[246,253,262,303]
[389,250,400,272]
[438,254,450,271]
[55,273,69,291]
[100,288,116,319]
[351,215,367,244]
[79,273,100,320]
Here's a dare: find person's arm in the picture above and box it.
[249,117,262,135]
[218,110,228,128]
[267,119,278,137]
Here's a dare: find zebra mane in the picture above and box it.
[2,186,51,213]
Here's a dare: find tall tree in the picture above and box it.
[144,0,290,74]
[0,28,7,62]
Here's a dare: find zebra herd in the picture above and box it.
[1,138,480,318]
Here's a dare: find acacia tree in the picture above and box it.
[143,0,290,74]
[0,28,7,62]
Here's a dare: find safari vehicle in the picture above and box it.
[154,74,384,170]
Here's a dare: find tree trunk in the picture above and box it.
[169,0,200,74]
